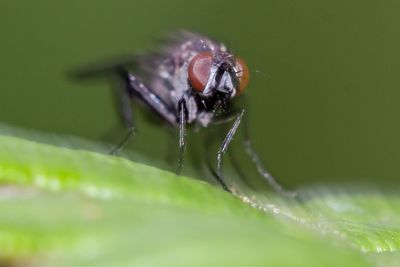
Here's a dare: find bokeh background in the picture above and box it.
[0,0,399,188]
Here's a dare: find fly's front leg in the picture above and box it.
[213,109,245,193]
[177,99,187,174]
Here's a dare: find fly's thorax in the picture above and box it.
[171,61,191,95]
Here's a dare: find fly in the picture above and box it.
[73,31,293,196]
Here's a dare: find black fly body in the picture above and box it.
[74,31,292,196]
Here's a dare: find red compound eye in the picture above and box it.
[235,57,250,95]
[188,51,213,92]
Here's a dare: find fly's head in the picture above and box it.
[187,49,249,111]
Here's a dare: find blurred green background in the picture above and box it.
[0,0,399,187]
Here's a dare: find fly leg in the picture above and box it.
[70,61,178,155]
[110,69,178,154]
[109,70,136,155]
[70,65,137,154]
[177,99,187,174]
[241,109,296,197]
[208,109,245,193]
[206,106,294,196]
[123,70,189,175]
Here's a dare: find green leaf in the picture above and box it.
[0,126,398,266]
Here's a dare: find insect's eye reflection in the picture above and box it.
[188,52,250,95]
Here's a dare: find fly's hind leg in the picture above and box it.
[72,62,188,173]
[110,69,178,155]
[109,69,136,155]
[70,64,137,155]
[71,61,178,154]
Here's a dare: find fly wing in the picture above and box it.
[139,30,226,73]
[68,31,228,110]
[68,54,140,80]
[69,31,225,81]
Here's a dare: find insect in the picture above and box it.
[74,31,292,196]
